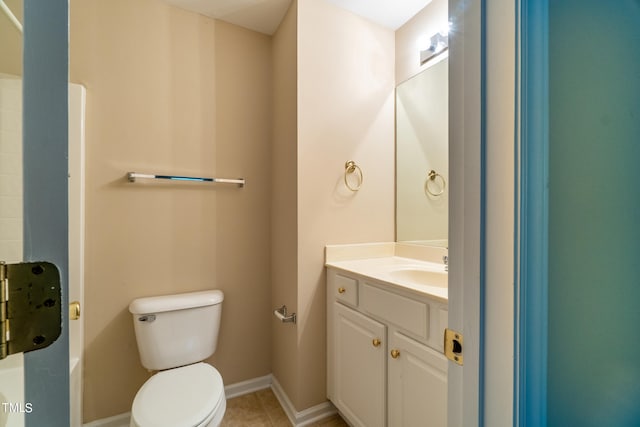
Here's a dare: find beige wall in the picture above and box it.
[395,0,448,85]
[70,0,272,422]
[72,0,400,419]
[271,0,299,407]
[295,0,395,410]
[0,0,22,76]
[270,0,396,411]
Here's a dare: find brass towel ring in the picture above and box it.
[344,160,363,191]
[425,170,446,196]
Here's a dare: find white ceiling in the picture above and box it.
[164,0,432,35]
[163,0,293,35]
[326,0,432,30]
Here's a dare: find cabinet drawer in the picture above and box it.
[333,273,358,306]
[361,283,429,341]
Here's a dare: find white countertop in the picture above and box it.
[326,255,448,302]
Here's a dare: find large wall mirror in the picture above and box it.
[396,57,448,247]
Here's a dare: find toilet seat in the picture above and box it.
[131,362,225,427]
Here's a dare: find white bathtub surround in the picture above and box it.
[0,354,24,427]
[0,75,23,264]
[69,83,87,427]
[70,357,82,427]
[0,75,24,427]
[0,79,86,427]
[0,80,23,424]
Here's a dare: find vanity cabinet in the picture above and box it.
[327,268,448,427]
[333,302,386,427]
[387,329,447,426]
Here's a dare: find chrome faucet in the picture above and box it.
[443,255,448,272]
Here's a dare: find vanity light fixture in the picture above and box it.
[419,28,449,65]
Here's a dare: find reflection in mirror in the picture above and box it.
[396,57,448,247]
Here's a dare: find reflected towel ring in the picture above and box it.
[344,160,363,191]
[425,170,446,196]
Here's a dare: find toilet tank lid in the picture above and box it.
[129,290,224,315]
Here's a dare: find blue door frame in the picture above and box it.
[516,0,549,425]
[23,1,70,426]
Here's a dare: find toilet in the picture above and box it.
[128,290,226,427]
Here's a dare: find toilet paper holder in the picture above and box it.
[274,305,296,324]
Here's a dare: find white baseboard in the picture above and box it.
[224,373,272,399]
[83,412,130,427]
[271,376,337,427]
[83,373,335,427]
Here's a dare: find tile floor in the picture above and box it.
[221,388,349,427]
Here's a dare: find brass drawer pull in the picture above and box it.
[390,349,400,359]
[372,338,381,347]
[338,287,346,294]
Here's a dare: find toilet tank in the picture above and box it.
[128,290,224,371]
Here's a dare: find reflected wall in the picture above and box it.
[396,57,448,246]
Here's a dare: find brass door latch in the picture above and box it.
[444,328,463,365]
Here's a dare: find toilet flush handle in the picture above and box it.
[138,314,156,322]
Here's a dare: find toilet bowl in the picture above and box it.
[130,363,225,427]
[128,290,226,427]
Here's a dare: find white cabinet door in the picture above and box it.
[333,302,386,427]
[388,329,448,427]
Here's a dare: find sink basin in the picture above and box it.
[388,268,448,288]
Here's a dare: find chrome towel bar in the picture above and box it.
[127,172,245,187]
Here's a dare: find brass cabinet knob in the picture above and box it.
[390,349,400,359]
[69,301,81,320]
[372,338,381,347]
[338,287,346,294]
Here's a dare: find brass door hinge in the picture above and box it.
[444,328,463,365]
[1,261,62,360]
